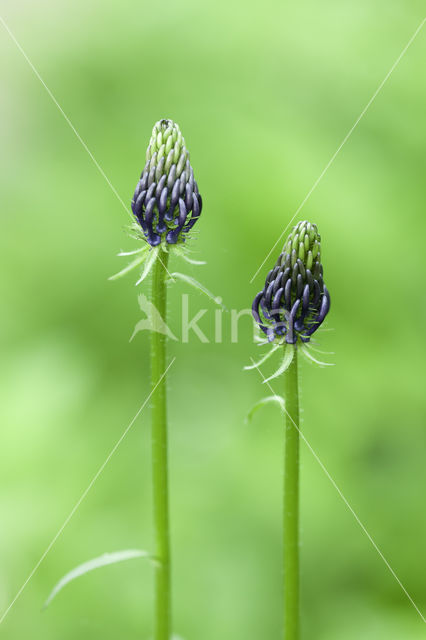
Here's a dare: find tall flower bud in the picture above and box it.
[131,119,202,246]
[252,221,330,343]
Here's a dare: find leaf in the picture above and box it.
[173,246,206,265]
[117,246,149,257]
[180,255,207,266]
[244,344,279,370]
[301,345,335,367]
[108,253,147,281]
[246,395,285,422]
[169,272,225,308]
[306,344,335,355]
[262,344,295,383]
[43,549,151,609]
[135,247,159,286]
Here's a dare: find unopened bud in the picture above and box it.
[252,221,330,343]
[131,119,202,246]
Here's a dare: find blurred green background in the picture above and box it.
[1,1,425,638]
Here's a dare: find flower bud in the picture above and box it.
[252,221,330,343]
[131,119,202,246]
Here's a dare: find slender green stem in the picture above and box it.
[150,250,171,640]
[283,345,300,640]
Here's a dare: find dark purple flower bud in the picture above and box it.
[252,221,331,344]
[131,119,202,246]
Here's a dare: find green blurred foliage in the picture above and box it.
[1,1,425,638]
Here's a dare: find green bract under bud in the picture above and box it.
[252,221,330,343]
[131,119,202,246]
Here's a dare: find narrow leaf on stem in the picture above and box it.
[169,272,225,308]
[246,395,286,422]
[244,344,280,370]
[135,247,160,286]
[109,253,147,281]
[44,550,151,609]
[263,344,294,383]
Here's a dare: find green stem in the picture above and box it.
[150,249,171,640]
[283,345,300,640]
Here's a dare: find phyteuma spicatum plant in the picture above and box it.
[248,220,331,640]
[115,118,209,640]
[45,119,217,640]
